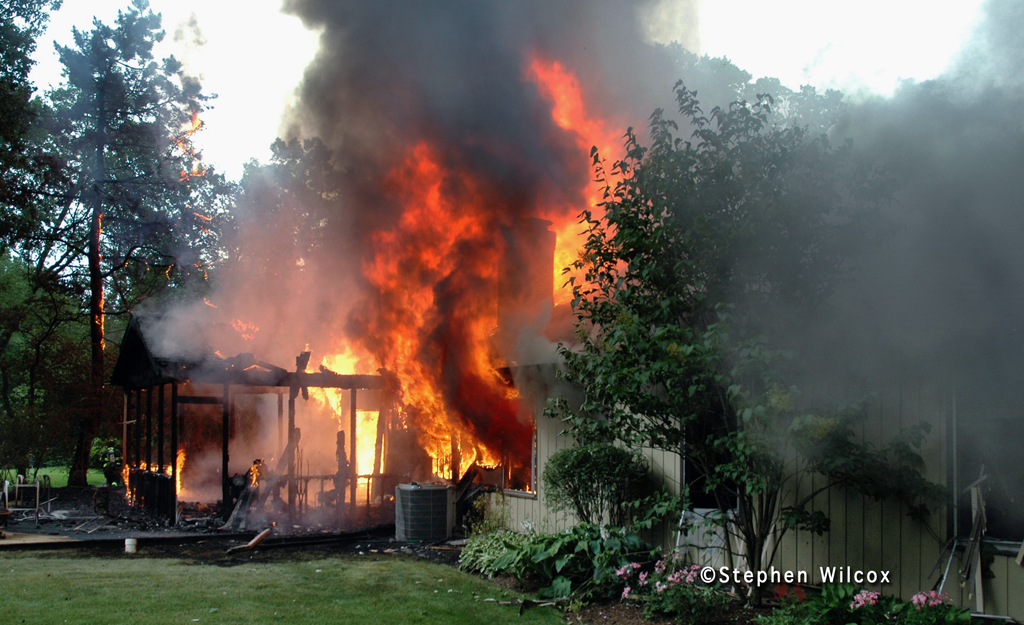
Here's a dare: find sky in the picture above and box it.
[30,0,987,182]
[30,0,321,181]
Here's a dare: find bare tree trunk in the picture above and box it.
[69,89,106,488]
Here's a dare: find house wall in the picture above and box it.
[774,378,1024,617]
[498,363,683,546]
[500,367,1024,618]
[500,406,683,549]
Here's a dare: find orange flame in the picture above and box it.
[296,55,617,492]
[231,319,259,341]
[365,142,525,481]
[175,112,207,181]
[525,54,623,305]
[175,449,185,495]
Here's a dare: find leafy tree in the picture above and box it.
[45,0,231,485]
[552,84,940,604]
[0,0,63,244]
[229,137,339,274]
[0,255,93,477]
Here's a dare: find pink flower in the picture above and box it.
[849,590,880,610]
[655,581,668,593]
[621,586,631,599]
[911,591,948,610]
[638,571,649,586]
[616,562,642,580]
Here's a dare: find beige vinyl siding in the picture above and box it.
[502,366,1023,618]
[776,379,1023,618]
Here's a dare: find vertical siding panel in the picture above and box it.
[879,383,903,596]
[845,399,866,581]
[797,474,815,583]
[900,380,923,599]
[880,500,902,595]
[812,473,831,583]
[953,552,969,608]
[917,515,945,595]
[828,487,847,582]
[778,522,798,579]
[862,392,885,593]
[845,492,866,585]
[918,383,947,597]
[898,501,922,599]
[983,555,1009,616]
[1004,557,1024,618]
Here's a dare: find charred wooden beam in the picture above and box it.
[176,395,221,405]
[277,392,284,457]
[221,383,230,510]
[145,386,152,472]
[157,383,165,473]
[171,382,178,517]
[299,371,383,390]
[287,385,297,511]
[134,389,142,471]
[349,389,357,513]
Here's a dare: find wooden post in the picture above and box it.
[157,383,165,473]
[277,392,284,456]
[371,404,386,502]
[349,389,357,513]
[134,388,142,471]
[145,386,153,470]
[170,382,178,509]
[373,407,386,476]
[287,386,297,511]
[450,427,460,484]
[221,383,230,509]
[121,390,129,484]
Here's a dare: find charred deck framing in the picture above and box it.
[111,315,390,522]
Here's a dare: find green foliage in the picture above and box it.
[41,0,233,484]
[460,524,657,600]
[551,82,937,605]
[542,442,650,525]
[642,583,729,625]
[0,255,91,473]
[0,0,62,242]
[622,486,686,531]
[463,491,511,535]
[754,584,972,625]
[459,530,534,579]
[50,0,233,303]
[617,553,730,625]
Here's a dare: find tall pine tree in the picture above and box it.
[52,0,229,485]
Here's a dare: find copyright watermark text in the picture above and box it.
[700,566,891,587]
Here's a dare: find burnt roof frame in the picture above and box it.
[110,314,383,392]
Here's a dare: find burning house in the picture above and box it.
[105,3,640,530]
[104,0,1024,617]
[109,207,563,531]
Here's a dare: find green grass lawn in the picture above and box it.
[0,550,564,625]
[3,466,106,487]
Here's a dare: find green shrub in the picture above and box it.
[459,530,532,579]
[754,583,973,625]
[542,442,649,525]
[460,523,657,600]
